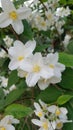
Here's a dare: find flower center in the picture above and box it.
[33,65,41,72]
[9,11,18,20]
[57,122,63,129]
[18,56,24,61]
[49,64,54,69]
[41,21,46,27]
[0,127,6,130]
[47,14,52,19]
[55,108,61,116]
[37,112,43,117]
[42,122,48,130]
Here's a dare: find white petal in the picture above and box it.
[60,107,68,115]
[40,67,54,79]
[24,40,36,57]
[20,60,32,72]
[34,102,41,110]
[56,63,65,72]
[12,20,24,34]
[31,119,42,126]
[26,73,40,87]
[1,0,15,12]
[50,76,61,84]
[38,79,50,90]
[32,53,43,64]
[17,6,31,20]
[8,59,19,70]
[51,121,56,129]
[47,53,58,64]
[48,105,57,113]
[5,125,15,130]
[0,13,12,28]
[8,40,25,57]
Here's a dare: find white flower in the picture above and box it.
[0,0,31,34]
[32,118,53,130]
[0,115,19,130]
[56,6,70,18]
[55,20,65,34]
[48,105,68,121]
[3,89,10,96]
[51,119,63,130]
[21,52,54,87]
[8,40,36,70]
[0,76,8,88]
[34,102,45,119]
[45,10,55,27]
[38,53,65,90]
[63,34,71,48]
[0,49,7,58]
[3,35,13,48]
[9,84,16,92]
[38,77,61,90]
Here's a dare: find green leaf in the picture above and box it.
[37,86,62,103]
[0,88,5,99]
[59,68,73,90]
[5,88,25,106]
[5,104,33,118]
[8,70,19,88]
[59,53,73,67]
[67,40,73,54]
[35,44,49,52]
[57,95,73,105]
[23,20,33,40]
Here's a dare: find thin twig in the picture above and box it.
[39,0,48,11]
[0,45,8,53]
[10,25,20,40]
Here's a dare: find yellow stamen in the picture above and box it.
[37,112,43,117]
[57,122,63,129]
[47,14,52,19]
[33,65,41,72]
[49,64,54,69]
[42,122,48,130]
[0,127,6,130]
[41,22,46,27]
[9,11,18,20]
[55,108,61,116]
[18,56,24,61]
[24,72,28,78]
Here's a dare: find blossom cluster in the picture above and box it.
[0,115,19,130]
[32,100,72,130]
[27,0,70,34]
[0,0,71,35]
[8,40,65,90]
[0,76,16,95]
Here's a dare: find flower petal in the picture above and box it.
[8,59,19,70]
[1,0,15,12]
[31,119,42,126]
[38,79,50,90]
[47,53,58,64]
[24,40,36,57]
[17,6,31,20]
[34,102,41,110]
[12,20,24,34]
[0,13,12,28]
[48,105,57,113]
[26,73,40,87]
[5,125,15,130]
